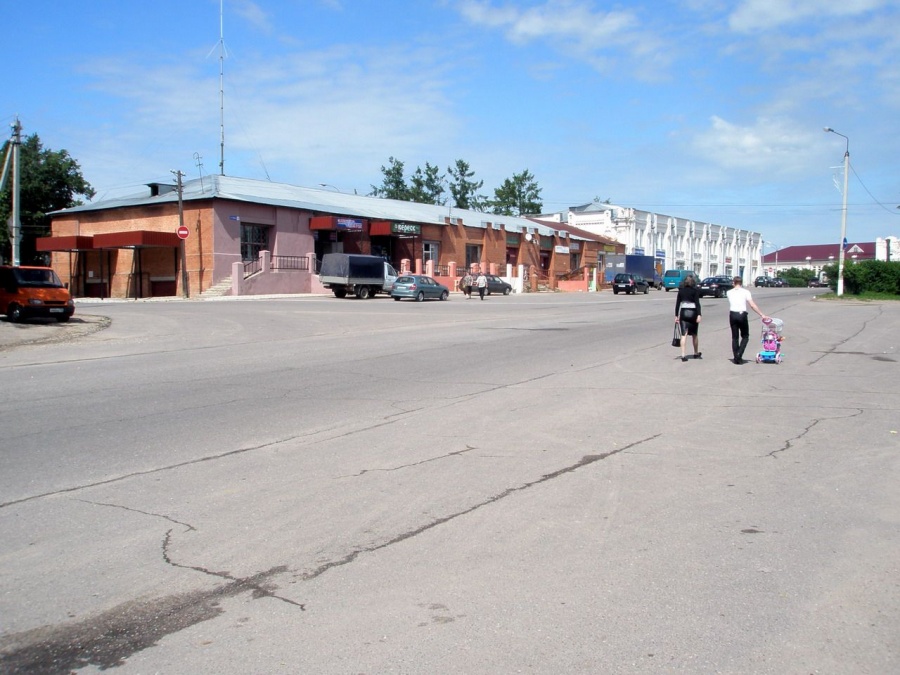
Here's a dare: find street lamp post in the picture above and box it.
[763,241,778,279]
[824,127,849,296]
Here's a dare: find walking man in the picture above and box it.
[726,276,768,364]
[476,271,488,300]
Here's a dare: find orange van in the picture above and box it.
[0,265,75,323]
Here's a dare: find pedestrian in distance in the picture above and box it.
[476,271,488,300]
[461,272,474,298]
[674,274,702,362]
[726,276,768,365]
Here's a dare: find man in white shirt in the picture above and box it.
[476,271,488,300]
[726,276,768,365]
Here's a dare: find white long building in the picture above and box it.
[539,202,764,282]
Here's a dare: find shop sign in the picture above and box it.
[570,241,581,251]
[554,245,570,254]
[336,218,363,231]
[655,249,666,258]
[634,247,645,256]
[392,222,421,235]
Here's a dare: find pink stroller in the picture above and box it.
[756,318,784,364]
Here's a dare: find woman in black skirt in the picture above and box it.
[674,275,702,362]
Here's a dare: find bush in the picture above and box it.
[841,260,900,295]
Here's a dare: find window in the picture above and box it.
[423,241,439,267]
[465,244,482,272]
[241,224,269,262]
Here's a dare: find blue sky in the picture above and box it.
[3,0,899,247]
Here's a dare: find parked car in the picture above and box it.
[0,265,75,322]
[808,279,826,288]
[482,274,512,295]
[698,275,734,298]
[662,269,697,291]
[770,278,786,287]
[390,275,449,301]
[612,273,650,295]
[754,276,770,288]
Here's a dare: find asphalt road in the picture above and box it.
[1,289,898,674]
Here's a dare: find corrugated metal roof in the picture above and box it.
[55,175,586,240]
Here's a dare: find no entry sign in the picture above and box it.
[176,225,190,240]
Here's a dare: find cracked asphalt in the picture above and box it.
[1,290,898,673]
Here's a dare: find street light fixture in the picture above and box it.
[824,127,849,296]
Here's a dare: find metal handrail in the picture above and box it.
[243,259,261,278]
[271,255,309,271]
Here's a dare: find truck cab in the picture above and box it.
[0,265,75,322]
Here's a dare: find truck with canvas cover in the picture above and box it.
[605,255,662,289]
[319,253,399,299]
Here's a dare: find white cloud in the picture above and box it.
[73,42,461,194]
[232,0,274,34]
[456,0,670,77]
[690,115,820,177]
[728,0,886,32]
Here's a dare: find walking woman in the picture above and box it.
[674,275,702,362]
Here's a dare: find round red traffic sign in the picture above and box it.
[176,225,190,240]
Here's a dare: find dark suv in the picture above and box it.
[612,273,650,295]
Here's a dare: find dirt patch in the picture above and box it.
[0,314,110,351]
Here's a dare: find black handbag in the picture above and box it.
[672,322,682,347]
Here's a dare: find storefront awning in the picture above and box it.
[35,235,95,251]
[370,221,421,237]
[36,230,182,252]
[93,230,182,248]
[310,215,368,232]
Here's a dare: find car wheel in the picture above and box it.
[416,291,425,302]
[333,289,347,298]
[613,289,619,294]
[56,316,70,323]
[8,304,22,322]
[356,286,371,299]
[503,287,511,295]
[643,286,649,294]
[440,290,448,301]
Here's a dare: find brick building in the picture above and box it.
[39,175,617,298]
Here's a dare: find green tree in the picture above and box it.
[369,157,409,200]
[447,159,484,210]
[1,133,95,264]
[408,162,446,205]
[490,169,543,217]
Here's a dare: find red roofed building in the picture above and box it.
[761,241,883,279]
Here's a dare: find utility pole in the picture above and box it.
[1,118,23,265]
[172,170,189,298]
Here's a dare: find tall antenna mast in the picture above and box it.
[218,0,225,175]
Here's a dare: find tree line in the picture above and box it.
[369,157,543,217]
[1,132,95,265]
